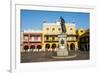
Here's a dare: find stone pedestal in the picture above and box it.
[57,33,68,56]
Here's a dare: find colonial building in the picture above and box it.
[43,21,78,51]
[78,29,89,51]
[78,28,86,36]
[21,30,44,52]
[21,21,89,52]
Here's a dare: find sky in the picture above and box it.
[21,9,90,31]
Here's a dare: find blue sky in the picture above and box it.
[21,9,90,31]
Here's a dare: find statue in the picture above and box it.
[60,16,66,33]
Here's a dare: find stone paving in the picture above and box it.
[21,50,89,63]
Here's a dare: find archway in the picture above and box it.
[52,44,56,49]
[45,44,50,49]
[70,43,75,50]
[24,45,29,52]
[37,45,42,50]
[30,45,35,51]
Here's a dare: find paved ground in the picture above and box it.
[21,50,89,63]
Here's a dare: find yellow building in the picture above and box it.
[78,28,86,36]
[42,21,78,51]
[21,21,87,52]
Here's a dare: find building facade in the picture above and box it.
[42,21,78,51]
[21,21,89,52]
[21,30,44,52]
[78,29,89,51]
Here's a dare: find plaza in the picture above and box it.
[21,51,89,63]
[20,21,90,63]
[21,21,88,52]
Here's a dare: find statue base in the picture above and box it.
[57,47,68,56]
[57,33,68,56]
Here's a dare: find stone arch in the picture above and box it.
[37,45,42,50]
[45,44,50,49]
[52,44,56,49]
[30,45,35,50]
[70,43,75,50]
[24,45,29,51]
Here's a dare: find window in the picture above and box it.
[34,37,38,41]
[68,37,74,41]
[52,36,55,40]
[24,36,28,40]
[24,34,28,37]
[69,28,73,34]
[46,36,49,40]
[52,28,55,31]
[81,30,83,32]
[31,36,34,41]
[46,28,49,30]
[58,28,61,31]
[38,37,41,41]
[70,37,74,40]
[70,28,73,30]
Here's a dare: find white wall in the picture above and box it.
[0,0,100,73]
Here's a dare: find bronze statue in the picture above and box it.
[60,16,66,33]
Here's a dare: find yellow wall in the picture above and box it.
[78,28,86,36]
[43,23,78,50]
[66,24,76,35]
[43,23,76,35]
[67,41,78,50]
